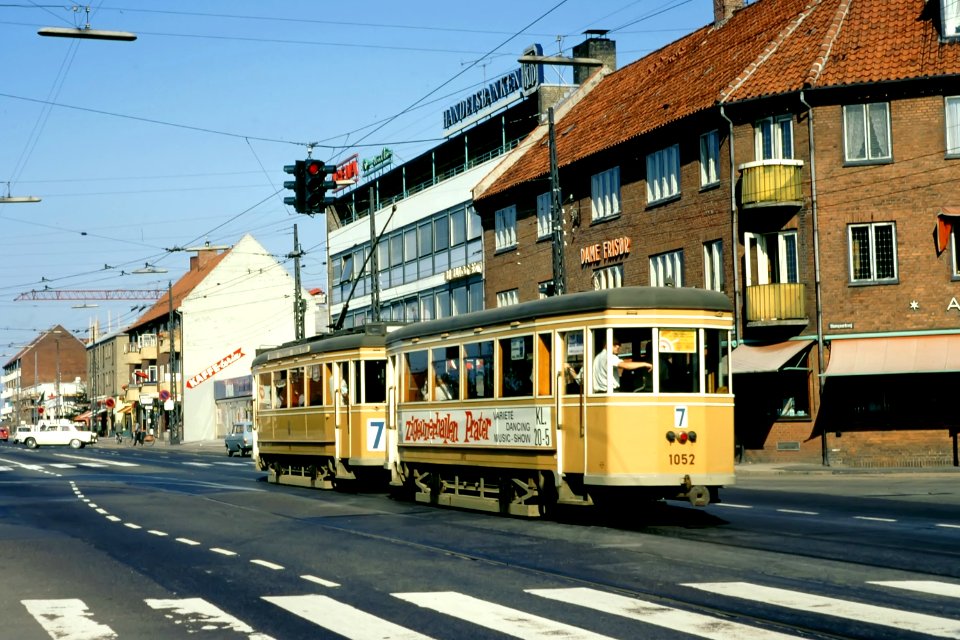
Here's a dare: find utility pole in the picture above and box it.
[548,107,566,296]
[369,187,381,321]
[292,224,305,340]
[168,280,180,445]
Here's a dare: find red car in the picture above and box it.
[0,426,9,441]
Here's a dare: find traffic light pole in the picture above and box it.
[292,224,305,340]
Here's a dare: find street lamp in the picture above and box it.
[52,330,63,420]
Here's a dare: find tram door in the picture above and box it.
[558,330,586,475]
[333,361,350,460]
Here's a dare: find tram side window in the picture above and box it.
[465,341,494,399]
[537,332,552,396]
[405,351,428,402]
[432,346,460,401]
[275,370,288,408]
[560,330,584,394]
[364,360,387,403]
[258,373,272,410]
[659,328,699,393]
[289,368,305,407]
[307,365,324,406]
[500,336,533,398]
[323,363,334,406]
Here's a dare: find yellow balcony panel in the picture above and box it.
[739,159,804,208]
[746,282,807,324]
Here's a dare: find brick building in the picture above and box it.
[473,0,960,467]
[2,325,88,424]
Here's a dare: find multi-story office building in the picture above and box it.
[473,0,960,467]
[324,45,607,328]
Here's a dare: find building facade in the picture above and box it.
[473,0,960,467]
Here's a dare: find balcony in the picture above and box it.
[739,159,804,208]
[745,283,807,325]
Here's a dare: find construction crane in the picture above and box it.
[15,289,165,301]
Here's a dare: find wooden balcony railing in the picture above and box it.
[739,159,804,208]
[745,282,806,323]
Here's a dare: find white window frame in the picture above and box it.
[755,115,794,160]
[703,240,723,292]
[951,226,960,277]
[843,103,892,163]
[944,0,960,37]
[536,191,553,239]
[646,144,681,204]
[848,222,898,283]
[744,231,798,286]
[946,96,960,157]
[700,130,720,187]
[496,289,519,307]
[590,166,621,221]
[494,205,517,251]
[650,250,684,287]
[592,264,623,290]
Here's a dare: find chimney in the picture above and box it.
[714,0,744,25]
[572,31,616,85]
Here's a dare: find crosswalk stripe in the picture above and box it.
[528,587,800,639]
[55,454,138,467]
[183,462,213,467]
[78,463,108,468]
[0,466,13,471]
[265,594,433,640]
[22,598,116,639]
[869,581,960,599]
[393,591,615,639]
[683,582,960,638]
[49,463,77,468]
[145,597,275,639]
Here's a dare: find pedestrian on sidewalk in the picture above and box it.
[134,422,145,446]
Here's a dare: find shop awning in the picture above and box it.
[731,340,814,374]
[74,410,92,422]
[935,206,960,255]
[113,403,133,415]
[823,335,960,376]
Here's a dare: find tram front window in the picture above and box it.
[658,328,699,393]
[590,328,653,393]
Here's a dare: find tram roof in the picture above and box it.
[252,323,401,367]
[386,286,732,346]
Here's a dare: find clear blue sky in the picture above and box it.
[0,0,715,358]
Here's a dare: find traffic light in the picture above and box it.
[283,160,305,213]
[303,159,336,213]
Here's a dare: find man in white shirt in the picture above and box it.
[593,338,652,392]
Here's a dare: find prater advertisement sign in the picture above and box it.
[399,406,552,448]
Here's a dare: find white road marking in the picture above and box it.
[124,523,142,530]
[49,463,77,468]
[0,466,13,471]
[22,598,117,639]
[777,508,818,515]
[529,587,799,639]
[251,559,284,570]
[176,537,201,546]
[265,594,433,640]
[683,582,960,638]
[937,523,960,529]
[715,502,752,509]
[148,530,168,537]
[146,597,274,639]
[869,581,960,599]
[95,508,108,515]
[211,547,237,556]
[78,463,108,468]
[54,453,138,467]
[394,591,615,639]
[300,574,340,587]
[182,462,214,467]
[853,516,897,523]
[106,516,121,522]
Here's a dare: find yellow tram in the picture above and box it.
[385,286,735,516]
[252,323,396,489]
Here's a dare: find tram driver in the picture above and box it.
[592,337,652,393]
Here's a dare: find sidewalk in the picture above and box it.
[735,461,960,476]
[97,435,224,455]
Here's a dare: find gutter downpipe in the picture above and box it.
[800,89,828,467]
[719,105,742,347]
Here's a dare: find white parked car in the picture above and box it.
[13,426,34,444]
[22,423,98,449]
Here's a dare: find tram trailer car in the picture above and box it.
[385,286,735,517]
[252,324,396,489]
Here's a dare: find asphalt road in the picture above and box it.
[1,440,958,639]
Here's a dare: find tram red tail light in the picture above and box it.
[678,431,689,444]
[667,430,696,444]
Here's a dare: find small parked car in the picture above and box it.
[13,425,33,444]
[224,421,254,457]
[0,426,9,441]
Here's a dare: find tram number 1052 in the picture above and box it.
[668,453,695,466]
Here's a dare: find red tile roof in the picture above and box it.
[127,250,230,330]
[476,0,960,201]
